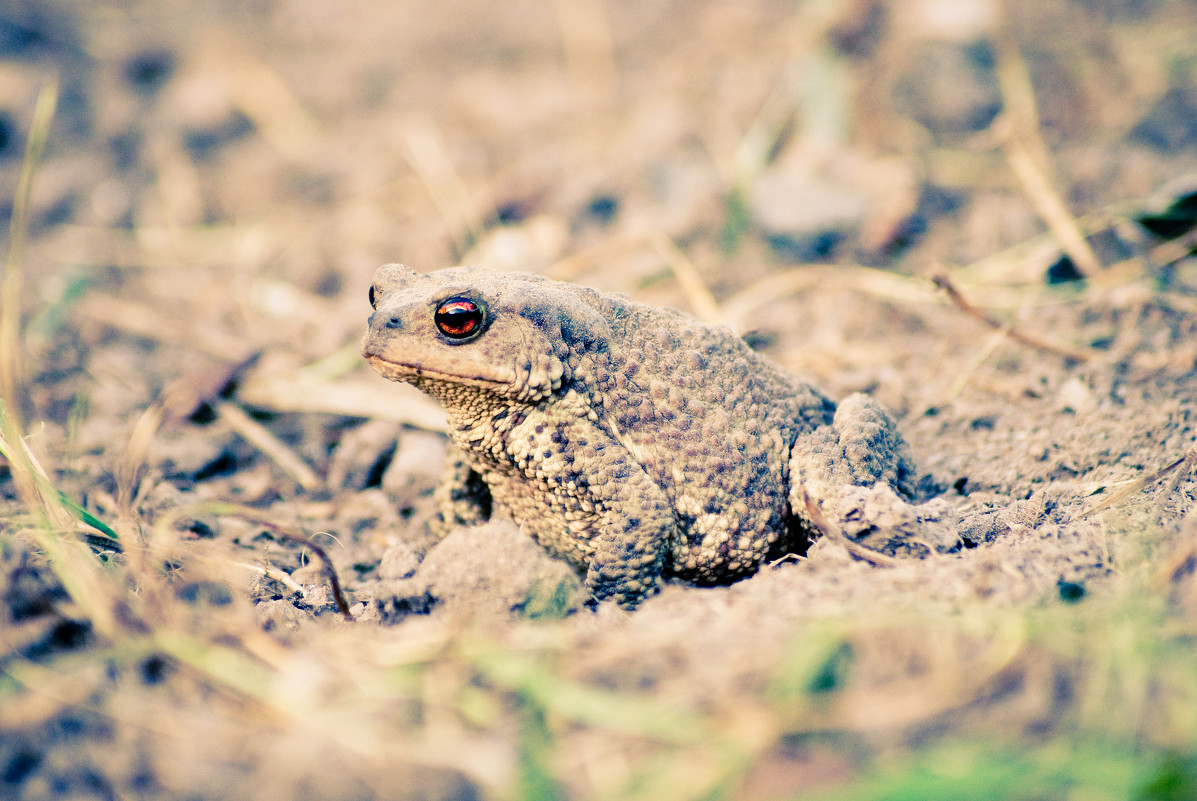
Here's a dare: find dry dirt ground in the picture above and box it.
[3,1,1197,799]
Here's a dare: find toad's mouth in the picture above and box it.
[363,352,516,389]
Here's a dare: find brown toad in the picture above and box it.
[362,263,931,608]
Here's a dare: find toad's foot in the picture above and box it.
[813,483,958,557]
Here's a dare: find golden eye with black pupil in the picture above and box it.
[434,297,484,340]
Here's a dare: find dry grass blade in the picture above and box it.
[998,124,1104,280]
[214,400,321,491]
[119,357,261,513]
[645,231,724,324]
[1126,225,1197,276]
[77,293,256,361]
[801,488,898,567]
[932,274,1093,362]
[405,119,488,259]
[0,78,121,634]
[1073,451,1196,522]
[544,229,700,283]
[992,14,1103,279]
[240,372,448,431]
[234,561,306,594]
[951,227,1078,287]
[721,264,935,325]
[946,328,1008,400]
[0,421,117,636]
[1157,450,1197,519]
[2,80,57,428]
[116,403,167,521]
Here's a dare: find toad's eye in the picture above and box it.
[368,284,377,309]
[434,297,484,340]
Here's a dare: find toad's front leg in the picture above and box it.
[491,414,677,609]
[432,444,493,534]
[581,452,676,608]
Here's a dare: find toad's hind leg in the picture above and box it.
[788,393,956,555]
[790,393,916,502]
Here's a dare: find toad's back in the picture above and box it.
[582,294,837,581]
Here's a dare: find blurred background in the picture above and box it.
[4,2,1197,799]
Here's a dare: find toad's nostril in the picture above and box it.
[385,316,401,329]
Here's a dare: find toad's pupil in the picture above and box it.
[435,298,483,338]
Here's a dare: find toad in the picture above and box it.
[363,263,936,608]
